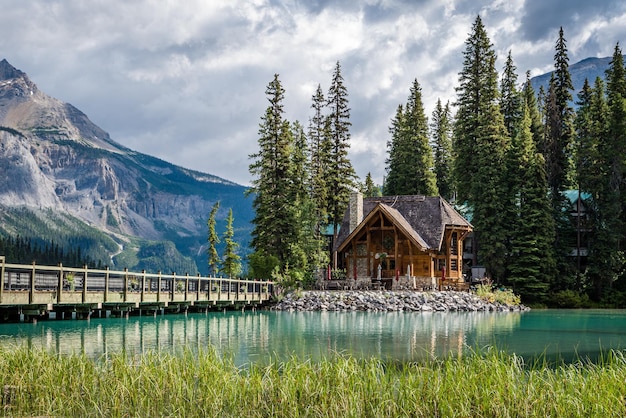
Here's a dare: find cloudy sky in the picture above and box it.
[2,0,626,186]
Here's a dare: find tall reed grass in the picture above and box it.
[0,345,625,417]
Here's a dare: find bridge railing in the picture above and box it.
[0,256,273,306]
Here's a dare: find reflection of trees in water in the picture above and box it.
[8,311,522,365]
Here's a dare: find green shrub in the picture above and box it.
[475,284,521,306]
[550,290,590,308]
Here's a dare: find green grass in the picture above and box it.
[1,346,625,417]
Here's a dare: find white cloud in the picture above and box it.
[1,0,626,187]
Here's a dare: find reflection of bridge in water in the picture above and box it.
[0,256,274,322]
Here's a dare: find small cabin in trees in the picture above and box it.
[332,193,472,289]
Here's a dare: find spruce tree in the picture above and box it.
[595,43,626,297]
[507,104,555,303]
[431,99,454,200]
[221,208,241,279]
[574,77,606,295]
[384,104,405,195]
[326,61,356,245]
[522,71,545,149]
[453,16,510,279]
[248,74,298,274]
[453,15,498,204]
[544,27,575,198]
[308,84,330,237]
[385,80,437,196]
[541,28,577,291]
[500,51,522,139]
[363,172,381,197]
[207,201,220,276]
[500,51,524,276]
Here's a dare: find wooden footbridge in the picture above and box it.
[0,256,274,322]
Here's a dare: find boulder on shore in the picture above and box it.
[271,290,529,312]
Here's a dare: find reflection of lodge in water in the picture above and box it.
[271,311,522,362]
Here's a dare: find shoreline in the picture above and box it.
[271,289,529,312]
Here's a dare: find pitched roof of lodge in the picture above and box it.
[333,195,472,252]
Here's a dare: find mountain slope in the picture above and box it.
[530,56,612,97]
[0,59,253,274]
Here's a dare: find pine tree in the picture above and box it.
[499,51,524,277]
[541,28,577,291]
[507,104,555,303]
[221,208,241,278]
[326,61,356,246]
[431,99,454,200]
[248,74,297,274]
[574,77,606,295]
[292,120,327,274]
[522,71,545,149]
[453,15,499,204]
[207,201,221,276]
[384,104,405,195]
[363,172,381,197]
[385,79,437,196]
[593,43,626,297]
[453,16,510,279]
[308,84,330,236]
[544,27,575,198]
[500,51,522,139]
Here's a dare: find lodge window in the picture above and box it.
[451,259,458,271]
[451,233,458,256]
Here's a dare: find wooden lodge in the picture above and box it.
[331,193,473,290]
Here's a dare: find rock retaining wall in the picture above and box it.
[271,290,529,312]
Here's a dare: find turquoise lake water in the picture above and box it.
[0,309,625,365]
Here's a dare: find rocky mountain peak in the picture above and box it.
[0,59,26,81]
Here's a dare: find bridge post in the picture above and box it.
[185,273,189,300]
[141,270,146,302]
[0,255,5,303]
[104,266,110,302]
[57,263,63,303]
[157,271,162,302]
[82,265,88,303]
[171,272,176,301]
[123,268,129,302]
[30,261,36,304]
[196,273,201,301]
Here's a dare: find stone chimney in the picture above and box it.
[349,191,363,233]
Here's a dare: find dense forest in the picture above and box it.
[247,15,626,307]
[0,235,101,268]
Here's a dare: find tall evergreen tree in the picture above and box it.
[308,84,330,236]
[507,104,555,303]
[541,28,577,290]
[363,172,381,197]
[594,43,626,297]
[384,104,405,195]
[453,15,499,204]
[500,51,522,139]
[499,51,524,275]
[221,208,241,278]
[574,77,606,295]
[453,16,510,279]
[385,79,437,196]
[292,120,327,276]
[248,74,298,274]
[430,99,454,200]
[544,27,575,198]
[522,71,545,149]
[325,61,356,247]
[207,201,220,276]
